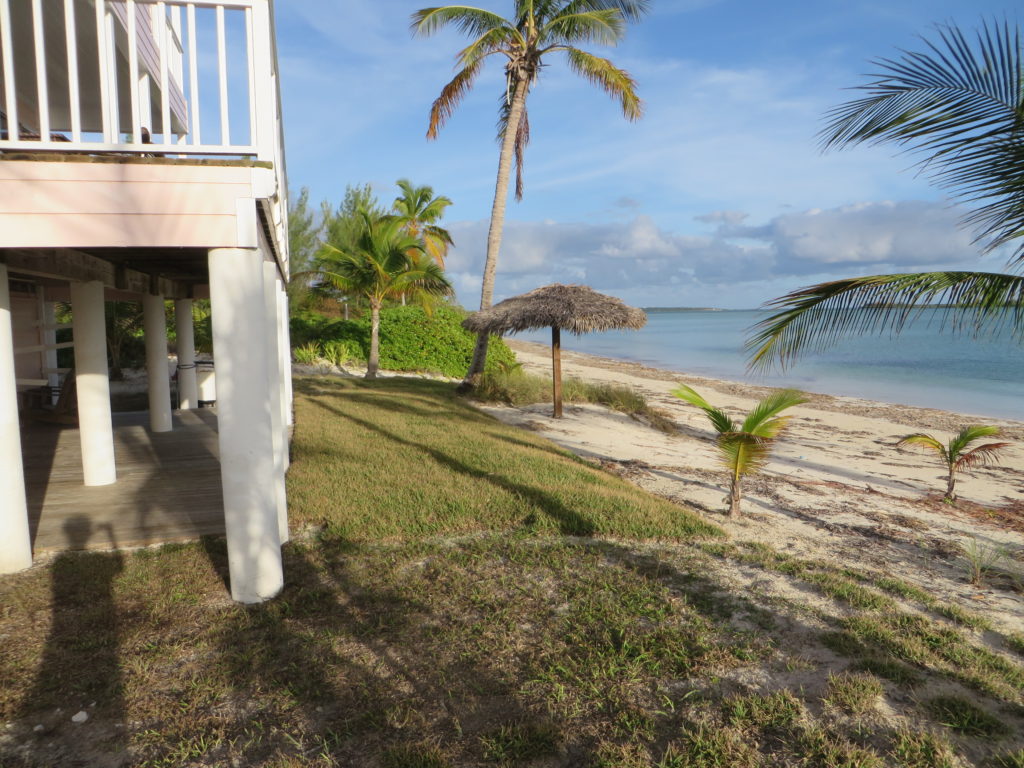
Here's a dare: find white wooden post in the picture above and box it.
[0,264,33,574]
[208,247,283,603]
[251,0,276,162]
[174,298,198,409]
[277,283,293,428]
[143,293,172,432]
[70,280,116,487]
[263,261,288,544]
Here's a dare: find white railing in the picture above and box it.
[0,0,282,161]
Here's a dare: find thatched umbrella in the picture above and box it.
[463,284,647,418]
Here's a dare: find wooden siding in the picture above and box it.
[0,160,257,250]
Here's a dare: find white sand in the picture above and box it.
[476,340,1024,633]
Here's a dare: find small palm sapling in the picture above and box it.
[673,386,807,517]
[897,426,1009,502]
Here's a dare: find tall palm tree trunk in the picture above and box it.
[463,78,530,388]
[367,302,381,380]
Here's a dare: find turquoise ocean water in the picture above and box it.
[515,309,1024,421]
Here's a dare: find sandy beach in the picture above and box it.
[478,340,1024,635]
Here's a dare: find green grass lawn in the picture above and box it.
[1,376,1022,767]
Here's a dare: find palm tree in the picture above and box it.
[747,20,1024,370]
[390,179,454,268]
[897,426,1010,502]
[318,211,453,379]
[673,385,807,518]
[412,0,649,386]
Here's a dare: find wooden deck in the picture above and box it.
[21,409,225,553]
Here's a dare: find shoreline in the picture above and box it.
[505,339,1024,438]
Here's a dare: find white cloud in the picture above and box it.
[445,199,994,308]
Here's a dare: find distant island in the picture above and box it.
[643,307,724,313]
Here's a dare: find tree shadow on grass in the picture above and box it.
[177,535,544,767]
[307,395,597,536]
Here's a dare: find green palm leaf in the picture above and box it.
[563,47,642,120]
[740,389,807,436]
[898,433,949,463]
[672,384,734,434]
[949,424,1002,454]
[411,6,514,38]
[819,20,1024,259]
[540,8,624,46]
[747,272,1024,372]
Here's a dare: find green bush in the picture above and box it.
[321,339,362,367]
[291,304,515,377]
[292,342,321,365]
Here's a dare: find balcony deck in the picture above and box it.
[22,408,225,553]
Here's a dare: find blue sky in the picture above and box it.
[275,1,1016,309]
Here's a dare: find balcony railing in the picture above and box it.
[0,0,283,161]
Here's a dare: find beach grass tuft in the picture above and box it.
[474,370,677,432]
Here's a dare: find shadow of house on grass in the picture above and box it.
[18,516,125,766]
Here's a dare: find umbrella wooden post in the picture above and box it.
[551,325,563,418]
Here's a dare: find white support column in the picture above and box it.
[263,262,288,544]
[209,247,283,603]
[277,283,293,427]
[174,299,198,409]
[0,265,33,574]
[70,280,116,487]
[143,293,172,433]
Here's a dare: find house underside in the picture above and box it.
[1,0,293,603]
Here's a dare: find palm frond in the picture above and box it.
[427,59,485,139]
[955,441,1011,471]
[718,433,773,477]
[948,424,1002,454]
[672,385,734,434]
[747,272,1024,372]
[549,0,651,24]
[740,389,807,436]
[411,6,512,38]
[897,433,949,464]
[540,9,624,46]
[563,47,641,120]
[456,26,515,69]
[819,19,1024,259]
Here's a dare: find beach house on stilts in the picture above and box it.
[0,0,291,603]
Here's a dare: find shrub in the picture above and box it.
[291,304,515,378]
[321,339,363,367]
[292,342,321,365]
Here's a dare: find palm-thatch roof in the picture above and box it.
[462,284,647,336]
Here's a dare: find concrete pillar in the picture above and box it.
[0,265,33,574]
[174,299,198,409]
[208,247,283,603]
[70,280,116,487]
[143,294,172,433]
[263,262,288,544]
[277,284,293,426]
